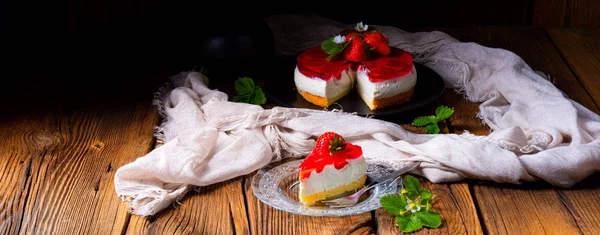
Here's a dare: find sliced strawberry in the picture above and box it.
[364,30,391,56]
[342,38,368,62]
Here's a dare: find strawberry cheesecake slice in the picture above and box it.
[298,132,368,205]
[357,47,417,110]
[294,46,356,108]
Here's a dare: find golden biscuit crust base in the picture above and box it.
[364,87,415,110]
[296,87,350,108]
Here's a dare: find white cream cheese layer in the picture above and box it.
[294,66,355,98]
[356,65,417,101]
[299,157,368,196]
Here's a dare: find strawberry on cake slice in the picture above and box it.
[298,132,368,205]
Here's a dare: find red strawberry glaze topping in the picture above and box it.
[298,143,363,181]
[297,47,355,82]
[359,47,414,82]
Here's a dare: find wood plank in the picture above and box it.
[125,178,249,234]
[532,0,600,28]
[547,28,600,110]
[555,174,600,235]
[244,172,373,235]
[438,26,598,234]
[0,113,46,234]
[0,103,160,234]
[546,27,600,235]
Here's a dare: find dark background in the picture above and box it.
[1,0,599,105]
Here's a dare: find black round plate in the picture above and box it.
[262,62,445,117]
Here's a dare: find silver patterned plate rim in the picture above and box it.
[251,158,406,216]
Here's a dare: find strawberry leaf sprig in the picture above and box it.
[412,105,454,134]
[380,175,442,233]
[232,77,266,105]
[321,35,350,61]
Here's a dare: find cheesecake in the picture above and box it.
[294,22,417,110]
[298,132,368,205]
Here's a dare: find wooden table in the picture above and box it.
[1,27,599,235]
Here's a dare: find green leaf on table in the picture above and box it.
[381,173,443,233]
[411,105,454,134]
[415,210,442,228]
[380,194,408,215]
[404,175,421,197]
[232,93,251,103]
[421,197,433,206]
[249,86,267,105]
[435,105,455,121]
[232,77,266,105]
[234,77,255,95]
[419,189,433,199]
[396,214,423,233]
[412,115,436,126]
[426,124,441,134]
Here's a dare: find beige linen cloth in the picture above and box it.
[115,15,600,216]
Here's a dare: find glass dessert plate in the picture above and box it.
[251,158,411,216]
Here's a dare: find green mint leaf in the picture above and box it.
[435,105,454,121]
[234,77,255,95]
[232,93,251,103]
[415,210,442,228]
[249,86,267,105]
[233,77,266,105]
[419,189,433,199]
[321,37,344,55]
[380,194,408,215]
[421,197,433,206]
[412,116,436,127]
[396,214,423,233]
[425,124,440,134]
[404,175,421,197]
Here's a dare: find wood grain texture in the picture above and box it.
[0,103,159,235]
[438,26,600,234]
[547,28,600,110]
[532,0,600,27]
[472,184,582,234]
[546,27,600,235]
[244,172,373,235]
[555,174,600,235]
[125,177,249,235]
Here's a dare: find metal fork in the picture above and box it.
[321,162,419,208]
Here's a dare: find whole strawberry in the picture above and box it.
[364,30,391,56]
[342,37,368,62]
[344,31,361,41]
[314,132,347,155]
